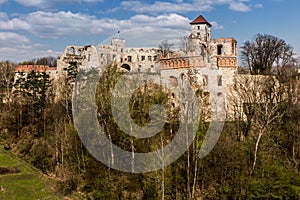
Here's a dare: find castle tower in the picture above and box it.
[189,15,212,64]
[190,15,212,43]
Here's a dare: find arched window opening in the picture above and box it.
[69,47,75,54]
[120,64,131,71]
[218,75,222,86]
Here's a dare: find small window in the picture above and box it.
[154,56,158,61]
[141,56,145,61]
[69,47,75,54]
[203,75,208,86]
[148,56,152,61]
[197,26,200,30]
[217,45,223,55]
[218,75,222,86]
[128,56,132,62]
[120,58,123,63]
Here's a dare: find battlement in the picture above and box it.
[217,57,237,68]
[15,65,57,73]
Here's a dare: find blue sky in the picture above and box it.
[0,0,299,62]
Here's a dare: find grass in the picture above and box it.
[0,146,83,200]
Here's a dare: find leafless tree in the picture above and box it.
[241,34,294,75]
[0,61,15,103]
[159,40,174,57]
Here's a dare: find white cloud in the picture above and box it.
[121,1,213,13]
[0,12,8,20]
[0,0,7,4]
[0,46,61,62]
[14,0,104,9]
[0,32,29,45]
[211,21,224,30]
[0,18,31,30]
[1,11,191,38]
[120,0,257,14]
[0,12,193,61]
[229,2,251,12]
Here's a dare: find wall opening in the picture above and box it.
[217,45,223,55]
[69,47,75,54]
[127,56,132,62]
[218,75,222,86]
[120,64,131,71]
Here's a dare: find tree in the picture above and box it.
[159,40,174,57]
[241,34,294,75]
[19,56,57,67]
[0,61,15,103]
[181,36,194,54]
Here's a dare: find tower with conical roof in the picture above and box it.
[189,15,212,64]
[190,15,212,42]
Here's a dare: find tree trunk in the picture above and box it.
[251,130,263,175]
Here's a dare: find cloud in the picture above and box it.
[0,46,61,62]
[229,2,251,12]
[0,17,31,30]
[0,0,7,4]
[1,11,191,38]
[211,21,224,30]
[14,0,104,9]
[0,32,29,45]
[120,0,257,14]
[120,1,213,13]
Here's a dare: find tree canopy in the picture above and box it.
[241,34,295,75]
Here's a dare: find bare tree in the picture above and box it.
[159,40,174,57]
[181,36,194,54]
[0,61,15,103]
[241,34,294,75]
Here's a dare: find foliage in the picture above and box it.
[241,34,294,75]
[0,56,299,199]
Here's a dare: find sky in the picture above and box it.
[0,0,299,62]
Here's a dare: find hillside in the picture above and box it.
[0,146,83,200]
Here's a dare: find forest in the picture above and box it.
[0,34,299,199]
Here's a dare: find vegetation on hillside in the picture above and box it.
[0,34,299,199]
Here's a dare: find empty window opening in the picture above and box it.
[69,47,75,54]
[203,75,208,86]
[120,64,131,71]
[127,56,132,62]
[77,49,81,55]
[218,75,222,86]
[217,45,223,55]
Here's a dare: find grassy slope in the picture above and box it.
[0,146,82,200]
